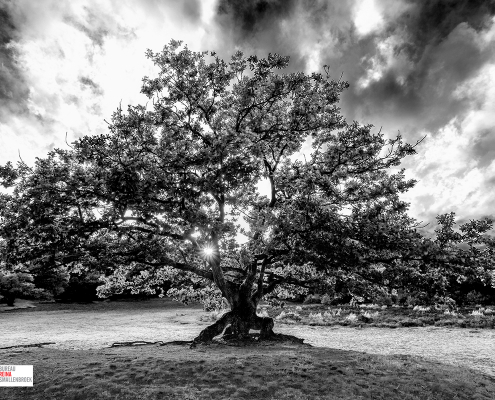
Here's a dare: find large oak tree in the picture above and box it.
[3,41,492,342]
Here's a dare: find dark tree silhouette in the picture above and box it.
[3,40,492,344]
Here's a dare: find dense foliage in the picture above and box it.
[1,41,493,340]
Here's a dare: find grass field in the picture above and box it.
[1,298,495,399]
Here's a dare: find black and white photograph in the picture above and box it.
[1,0,495,398]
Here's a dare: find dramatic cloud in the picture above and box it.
[1,0,494,228]
[0,5,30,116]
[0,0,218,162]
[213,0,495,228]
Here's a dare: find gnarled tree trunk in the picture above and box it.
[191,248,305,346]
[192,279,274,344]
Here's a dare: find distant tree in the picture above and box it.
[0,264,46,306]
[423,213,495,305]
[0,156,96,305]
[6,40,490,343]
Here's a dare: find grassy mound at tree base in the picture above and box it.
[2,343,494,400]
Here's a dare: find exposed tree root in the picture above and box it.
[110,341,165,347]
[209,332,311,347]
[109,315,307,349]
[110,340,193,347]
[0,342,56,350]
[191,312,232,347]
[160,340,194,346]
[190,313,309,348]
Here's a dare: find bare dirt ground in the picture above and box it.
[1,299,494,377]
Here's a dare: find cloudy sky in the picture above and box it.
[1,0,494,231]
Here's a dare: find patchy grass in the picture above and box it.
[263,303,495,329]
[1,298,494,398]
[2,343,495,400]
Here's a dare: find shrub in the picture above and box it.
[307,312,325,325]
[403,291,432,306]
[56,272,101,302]
[323,308,342,317]
[0,269,47,306]
[349,296,364,308]
[434,319,458,327]
[362,311,379,319]
[413,305,431,313]
[345,313,358,322]
[303,294,321,304]
[465,290,488,306]
[321,294,332,305]
[400,319,421,327]
[32,267,69,300]
[470,309,484,317]
[402,295,418,307]
[433,296,457,311]
[323,311,334,320]
[419,317,436,325]
[375,295,393,307]
[275,310,302,322]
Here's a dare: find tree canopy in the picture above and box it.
[1,40,494,341]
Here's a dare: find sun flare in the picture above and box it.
[203,246,214,257]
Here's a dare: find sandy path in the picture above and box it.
[1,302,494,377]
[0,306,211,350]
